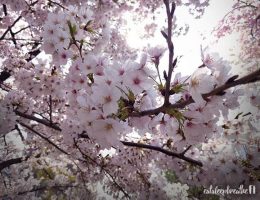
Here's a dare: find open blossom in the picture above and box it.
[80,53,98,75]
[56,30,70,48]
[123,70,153,94]
[78,7,93,22]
[90,119,123,148]
[189,69,216,104]
[42,38,58,54]
[95,67,121,86]
[183,120,207,144]
[52,49,73,66]
[184,102,214,123]
[91,84,121,116]
[247,89,260,107]
[148,46,166,65]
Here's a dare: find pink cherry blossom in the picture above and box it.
[91,84,121,116]
[189,69,216,104]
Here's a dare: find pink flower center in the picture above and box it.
[106,80,112,85]
[187,121,193,127]
[104,95,112,103]
[61,53,67,59]
[119,69,124,76]
[133,77,140,85]
[79,79,85,84]
[105,123,113,131]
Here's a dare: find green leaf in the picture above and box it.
[166,108,184,122]
[117,98,129,121]
[171,83,185,94]
[165,170,179,183]
[86,20,92,27]
[68,175,76,182]
[67,20,77,38]
[158,83,164,91]
[79,39,84,50]
[128,90,135,103]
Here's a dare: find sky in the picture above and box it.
[123,0,240,75]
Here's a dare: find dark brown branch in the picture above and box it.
[169,68,260,109]
[26,48,41,62]
[18,122,68,155]
[15,110,61,131]
[9,28,17,46]
[3,4,7,16]
[15,124,25,141]
[121,141,202,167]
[49,95,53,124]
[47,0,68,10]
[130,68,260,117]
[13,26,30,35]
[0,70,11,83]
[0,156,29,172]
[16,107,202,168]
[163,0,176,106]
[0,16,22,41]
[130,105,165,117]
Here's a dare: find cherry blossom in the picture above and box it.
[188,68,216,104]
[91,84,121,116]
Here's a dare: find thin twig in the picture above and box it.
[163,0,176,106]
[0,16,22,41]
[121,141,202,167]
[74,140,131,199]
[15,124,25,141]
[49,95,53,124]
[14,26,30,35]
[18,122,68,155]
[181,145,192,156]
[15,110,61,131]
[48,0,69,10]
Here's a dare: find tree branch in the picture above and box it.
[169,68,260,109]
[0,16,22,41]
[15,110,61,131]
[0,70,11,83]
[18,122,68,155]
[74,139,130,199]
[15,124,25,141]
[0,156,29,172]
[48,95,53,124]
[163,0,176,106]
[121,141,202,167]
[130,68,260,117]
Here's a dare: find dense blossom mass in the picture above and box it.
[0,0,259,199]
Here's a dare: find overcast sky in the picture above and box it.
[123,0,240,75]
